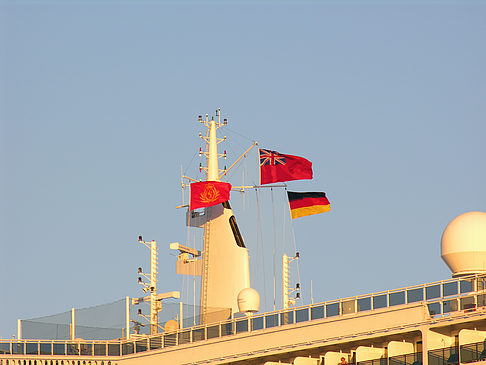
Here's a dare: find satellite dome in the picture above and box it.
[237,287,260,313]
[164,320,179,333]
[441,211,486,277]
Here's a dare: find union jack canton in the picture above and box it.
[259,149,286,166]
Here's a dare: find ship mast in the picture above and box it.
[198,109,254,324]
[207,114,220,181]
[198,109,227,181]
[176,109,258,325]
[199,110,229,323]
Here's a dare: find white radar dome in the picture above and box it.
[164,320,179,333]
[441,211,486,277]
[237,287,260,313]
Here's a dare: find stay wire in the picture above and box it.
[182,149,199,177]
[255,188,267,312]
[271,187,277,311]
[285,187,303,304]
[225,126,256,145]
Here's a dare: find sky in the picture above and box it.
[1,0,486,338]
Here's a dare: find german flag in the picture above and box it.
[287,191,331,219]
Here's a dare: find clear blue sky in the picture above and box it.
[1,0,485,338]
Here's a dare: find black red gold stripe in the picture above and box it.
[287,191,330,219]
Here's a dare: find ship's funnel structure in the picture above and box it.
[197,110,252,324]
[200,202,251,323]
[441,211,486,277]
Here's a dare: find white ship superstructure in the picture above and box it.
[2,111,486,365]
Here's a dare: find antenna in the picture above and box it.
[136,236,159,335]
[197,108,229,181]
[282,253,300,309]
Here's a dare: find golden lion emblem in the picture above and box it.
[199,183,221,203]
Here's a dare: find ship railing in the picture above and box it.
[328,345,482,365]
[2,274,486,357]
[425,340,486,365]
[346,351,423,365]
[460,341,486,363]
[428,346,460,365]
[0,339,123,357]
[388,351,423,365]
[115,273,486,351]
[304,274,486,320]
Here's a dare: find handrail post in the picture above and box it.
[125,296,130,340]
[71,308,75,340]
[17,319,21,340]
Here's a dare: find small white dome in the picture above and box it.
[441,211,486,277]
[237,287,260,313]
[164,319,179,332]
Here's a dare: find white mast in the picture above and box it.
[149,239,158,334]
[177,109,259,324]
[137,237,159,335]
[207,115,219,181]
[282,253,300,310]
[197,109,252,324]
[283,254,289,310]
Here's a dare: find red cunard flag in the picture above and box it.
[259,149,313,185]
[190,181,232,210]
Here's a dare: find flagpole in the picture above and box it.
[258,147,261,186]
[231,184,287,190]
[219,141,258,180]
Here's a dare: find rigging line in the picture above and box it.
[285,187,303,303]
[224,152,252,182]
[182,149,199,176]
[241,168,246,211]
[182,211,200,324]
[243,158,248,211]
[225,135,246,161]
[192,221,200,327]
[271,187,277,312]
[184,211,192,312]
[225,126,256,144]
[281,189,286,284]
[294,224,302,303]
[221,141,258,182]
[281,188,287,249]
[223,155,240,181]
[255,188,267,312]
